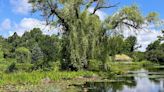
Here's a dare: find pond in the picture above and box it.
[80,68,164,92]
[4,66,164,92]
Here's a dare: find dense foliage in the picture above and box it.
[0,27,139,71]
[0,0,162,72]
[0,28,61,72]
[145,31,164,62]
[28,0,159,70]
[0,27,162,72]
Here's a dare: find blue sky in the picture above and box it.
[0,0,163,51]
[0,0,164,26]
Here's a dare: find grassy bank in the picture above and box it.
[0,70,95,85]
[0,60,157,91]
[0,61,156,85]
[108,61,155,74]
[0,69,99,92]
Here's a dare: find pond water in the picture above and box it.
[82,68,164,92]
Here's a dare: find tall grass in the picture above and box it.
[0,70,95,85]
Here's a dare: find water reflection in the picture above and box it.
[83,69,164,92]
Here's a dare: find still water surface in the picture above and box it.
[83,68,164,92]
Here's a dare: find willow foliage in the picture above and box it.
[29,0,159,70]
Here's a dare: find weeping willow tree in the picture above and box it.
[29,0,158,70]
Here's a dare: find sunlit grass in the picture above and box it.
[0,59,156,89]
[107,61,155,74]
[0,70,95,85]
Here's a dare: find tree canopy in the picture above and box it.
[28,0,159,70]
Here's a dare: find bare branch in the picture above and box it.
[85,0,94,10]
[45,0,69,31]
[122,22,139,29]
[92,2,120,14]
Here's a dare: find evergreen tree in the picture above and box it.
[31,44,44,69]
[8,32,20,47]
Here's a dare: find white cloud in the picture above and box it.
[136,29,161,51]
[9,18,58,36]
[0,19,11,30]
[10,0,32,15]
[12,19,160,51]
[117,25,162,52]
[88,7,108,21]
[0,18,162,52]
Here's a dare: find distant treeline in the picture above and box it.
[0,28,163,72]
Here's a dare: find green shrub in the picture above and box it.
[31,44,44,69]
[140,60,154,67]
[15,47,31,63]
[6,62,33,72]
[88,59,102,71]
[14,47,32,71]
[146,50,164,62]
[51,61,61,71]
[6,62,17,73]
[16,63,33,72]
[132,52,145,62]
[0,45,4,61]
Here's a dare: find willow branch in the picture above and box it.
[46,0,69,31]
[92,2,120,14]
[122,22,140,29]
